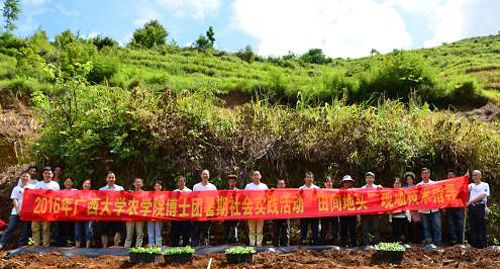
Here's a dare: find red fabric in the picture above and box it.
[20,176,468,222]
[0,219,7,230]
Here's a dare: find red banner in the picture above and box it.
[20,176,468,221]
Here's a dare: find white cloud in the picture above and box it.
[133,4,161,26]
[232,0,412,58]
[54,4,79,17]
[388,0,500,47]
[155,0,221,19]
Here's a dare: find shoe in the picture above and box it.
[0,244,4,250]
[403,244,411,249]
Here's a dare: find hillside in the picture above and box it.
[0,31,499,109]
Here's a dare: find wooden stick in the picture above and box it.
[207,257,213,269]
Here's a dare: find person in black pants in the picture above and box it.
[390,178,410,245]
[339,175,357,247]
[467,170,490,248]
[299,172,320,245]
[223,175,240,244]
[272,179,290,247]
[320,177,339,245]
[171,176,192,247]
[444,169,465,245]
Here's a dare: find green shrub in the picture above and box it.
[225,246,256,254]
[162,246,195,255]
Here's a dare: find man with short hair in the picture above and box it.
[272,179,290,247]
[444,169,464,245]
[245,170,268,247]
[361,172,382,247]
[223,175,240,244]
[171,176,192,247]
[299,171,320,245]
[466,170,490,248]
[191,170,217,246]
[417,167,442,247]
[32,167,60,247]
[0,172,36,249]
[98,171,124,248]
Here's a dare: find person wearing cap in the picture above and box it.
[0,171,36,250]
[444,169,464,245]
[191,169,217,246]
[244,170,268,247]
[361,172,382,248]
[171,176,192,247]
[31,167,60,247]
[98,171,125,248]
[417,167,442,247]
[223,174,240,244]
[389,178,411,246]
[339,175,357,247]
[466,170,490,248]
[320,176,339,245]
[272,179,290,247]
[299,171,320,245]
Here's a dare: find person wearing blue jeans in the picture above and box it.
[74,180,94,248]
[445,169,464,245]
[417,168,442,246]
[420,211,442,246]
[147,181,164,246]
[0,171,35,249]
[74,221,94,248]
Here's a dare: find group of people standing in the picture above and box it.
[0,166,491,250]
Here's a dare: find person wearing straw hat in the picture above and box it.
[339,175,357,248]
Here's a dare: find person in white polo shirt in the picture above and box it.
[172,176,192,247]
[466,170,490,248]
[32,167,60,247]
[191,169,217,246]
[417,167,442,247]
[245,170,268,247]
[299,171,320,245]
[0,171,36,249]
[98,171,124,248]
[361,172,382,248]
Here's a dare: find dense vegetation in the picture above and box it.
[0,26,499,109]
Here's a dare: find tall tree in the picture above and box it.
[2,0,21,32]
[130,20,168,49]
[206,26,215,47]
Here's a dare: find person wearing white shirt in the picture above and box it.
[171,176,193,247]
[0,172,35,249]
[147,181,164,247]
[361,172,382,247]
[98,171,125,248]
[388,178,411,246]
[416,167,442,247]
[466,170,490,248]
[244,170,268,247]
[31,167,60,247]
[299,171,320,245]
[56,178,78,247]
[191,169,217,246]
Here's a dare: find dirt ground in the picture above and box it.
[1,246,500,269]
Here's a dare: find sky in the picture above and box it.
[10,0,500,58]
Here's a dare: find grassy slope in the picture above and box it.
[119,34,500,103]
[0,34,499,105]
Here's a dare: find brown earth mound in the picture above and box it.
[1,247,500,269]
